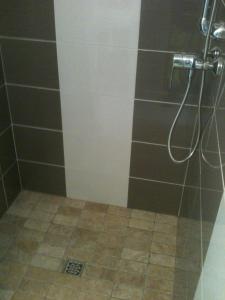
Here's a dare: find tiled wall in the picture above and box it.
[0,0,66,196]
[0,48,20,217]
[54,0,141,206]
[128,0,210,215]
[174,2,225,298]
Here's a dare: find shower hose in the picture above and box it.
[168,0,218,164]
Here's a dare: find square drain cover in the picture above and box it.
[64,260,85,277]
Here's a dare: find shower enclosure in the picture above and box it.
[0,0,224,299]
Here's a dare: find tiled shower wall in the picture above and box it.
[0,0,66,196]
[128,0,212,215]
[0,48,20,217]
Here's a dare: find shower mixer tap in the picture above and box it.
[170,50,224,87]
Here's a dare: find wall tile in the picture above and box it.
[54,0,141,48]
[130,142,187,184]
[0,127,16,174]
[8,85,62,129]
[0,86,10,132]
[19,161,66,196]
[0,179,7,217]
[3,163,21,206]
[0,0,56,40]
[1,39,59,88]
[135,50,212,106]
[0,55,4,85]
[14,126,64,165]
[132,100,196,147]
[128,177,181,215]
[139,0,203,52]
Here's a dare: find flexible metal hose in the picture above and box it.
[168,0,218,163]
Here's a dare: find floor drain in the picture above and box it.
[64,260,85,277]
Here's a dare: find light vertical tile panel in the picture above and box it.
[54,0,141,206]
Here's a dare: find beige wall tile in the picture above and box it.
[151,241,176,256]
[150,254,176,268]
[143,288,172,300]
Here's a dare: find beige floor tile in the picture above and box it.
[47,223,74,237]
[7,206,32,219]
[112,284,143,300]
[78,211,105,231]
[0,261,27,290]
[65,243,96,263]
[84,202,108,213]
[91,246,121,269]
[107,205,131,217]
[114,271,145,289]
[19,278,49,296]
[44,233,70,249]
[29,209,54,223]
[152,232,176,246]
[0,288,14,300]
[121,248,149,263]
[118,259,147,275]
[35,199,59,214]
[131,209,156,222]
[53,214,79,227]
[154,222,177,235]
[156,214,178,226]
[146,264,175,281]
[104,214,129,231]
[57,206,81,217]
[80,278,113,296]
[143,288,172,300]
[31,254,63,271]
[37,243,65,258]
[11,290,45,300]
[150,254,176,268]
[6,239,39,264]
[78,292,110,300]
[24,266,57,283]
[17,228,45,242]
[151,241,176,256]
[124,228,152,252]
[145,278,174,293]
[97,231,124,249]
[24,219,50,232]
[46,284,76,300]
[60,197,85,209]
[129,218,154,231]
[84,265,116,282]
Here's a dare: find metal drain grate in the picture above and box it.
[64,260,85,277]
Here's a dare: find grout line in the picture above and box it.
[134,98,214,109]
[18,159,64,168]
[130,176,183,187]
[0,35,56,43]
[13,123,62,133]
[138,48,184,54]
[0,124,12,136]
[130,175,223,193]
[6,82,60,92]
[2,161,17,177]
[0,47,23,191]
[132,139,190,150]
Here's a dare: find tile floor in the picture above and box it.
[0,191,179,300]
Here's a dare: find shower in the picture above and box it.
[168,0,225,164]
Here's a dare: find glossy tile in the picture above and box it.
[19,161,66,196]
[14,126,64,165]
[0,86,10,133]
[133,100,196,147]
[3,163,21,206]
[139,0,203,52]
[0,0,56,39]
[128,178,182,215]
[0,127,16,173]
[8,85,62,129]
[54,0,141,48]
[130,142,187,184]
[1,39,59,88]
